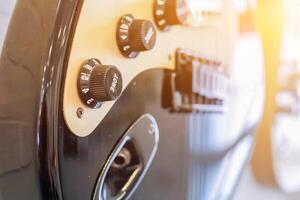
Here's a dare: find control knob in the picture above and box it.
[117,14,157,58]
[78,58,123,108]
[154,0,189,31]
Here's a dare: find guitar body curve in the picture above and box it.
[0,0,264,199]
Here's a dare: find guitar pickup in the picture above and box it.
[162,48,229,113]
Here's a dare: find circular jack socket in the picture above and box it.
[112,147,131,169]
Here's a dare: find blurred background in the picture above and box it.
[0,0,14,52]
[235,0,300,199]
[1,0,300,199]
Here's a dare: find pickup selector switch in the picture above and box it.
[154,0,189,31]
[78,58,123,109]
[117,14,157,58]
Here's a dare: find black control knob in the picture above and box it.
[117,14,157,58]
[78,58,123,108]
[154,0,189,31]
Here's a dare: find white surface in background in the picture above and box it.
[228,32,265,147]
[234,167,300,200]
[0,1,16,54]
[234,0,257,13]
[272,114,300,193]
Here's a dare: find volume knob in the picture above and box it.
[154,0,189,31]
[78,59,123,108]
[117,14,157,58]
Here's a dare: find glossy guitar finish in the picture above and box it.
[0,0,80,199]
[63,0,236,137]
[0,0,264,200]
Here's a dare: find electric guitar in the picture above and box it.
[0,0,264,199]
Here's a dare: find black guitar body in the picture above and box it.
[59,69,255,200]
[0,0,260,200]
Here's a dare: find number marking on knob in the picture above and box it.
[77,59,123,109]
[117,14,157,58]
[153,0,189,31]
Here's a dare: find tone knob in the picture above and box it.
[117,14,157,58]
[154,0,189,31]
[78,58,123,108]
